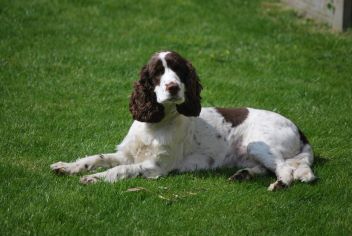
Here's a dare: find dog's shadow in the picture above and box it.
[313,154,328,167]
[168,155,328,186]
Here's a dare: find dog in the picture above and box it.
[51,51,316,191]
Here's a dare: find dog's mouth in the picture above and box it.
[165,96,184,104]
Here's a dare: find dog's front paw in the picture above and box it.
[50,162,80,175]
[80,175,101,185]
[268,180,287,191]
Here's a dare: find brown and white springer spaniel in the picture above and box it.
[51,51,316,191]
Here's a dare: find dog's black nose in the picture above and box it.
[165,82,180,96]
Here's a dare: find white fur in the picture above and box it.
[154,52,185,104]
[51,52,315,191]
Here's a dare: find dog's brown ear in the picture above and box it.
[176,61,202,117]
[129,65,165,123]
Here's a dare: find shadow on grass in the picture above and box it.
[168,167,275,188]
[167,154,328,187]
[313,154,329,167]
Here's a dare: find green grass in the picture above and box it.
[1,0,352,235]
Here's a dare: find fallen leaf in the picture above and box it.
[158,195,171,201]
[126,187,147,192]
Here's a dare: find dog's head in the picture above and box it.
[129,51,202,123]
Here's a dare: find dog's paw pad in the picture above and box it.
[228,169,251,181]
[51,162,70,175]
[80,175,100,185]
[268,180,287,191]
[50,162,79,175]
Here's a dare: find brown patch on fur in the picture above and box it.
[129,64,165,123]
[216,108,249,127]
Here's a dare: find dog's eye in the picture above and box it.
[151,68,164,85]
[154,67,164,76]
[153,76,161,85]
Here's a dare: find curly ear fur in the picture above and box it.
[176,61,202,117]
[129,65,165,123]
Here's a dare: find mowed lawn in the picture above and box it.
[1,0,352,235]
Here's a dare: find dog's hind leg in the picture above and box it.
[246,142,294,191]
[50,152,131,175]
[287,144,316,183]
[293,164,316,183]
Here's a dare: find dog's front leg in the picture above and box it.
[50,152,131,175]
[79,160,164,184]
